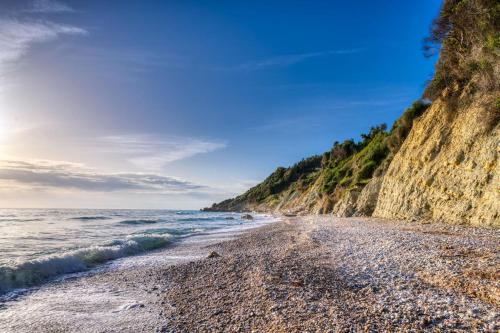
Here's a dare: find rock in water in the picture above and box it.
[241,214,253,220]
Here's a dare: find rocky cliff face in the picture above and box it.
[205,0,499,227]
[374,95,499,226]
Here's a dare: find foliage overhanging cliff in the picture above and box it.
[205,0,499,226]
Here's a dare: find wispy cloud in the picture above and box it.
[96,135,227,170]
[0,13,87,137]
[63,46,189,74]
[0,159,204,193]
[0,19,86,74]
[29,0,74,13]
[0,0,85,94]
[220,48,363,71]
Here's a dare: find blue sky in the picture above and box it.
[0,0,440,208]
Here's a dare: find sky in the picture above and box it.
[0,0,441,209]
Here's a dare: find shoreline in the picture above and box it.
[0,212,276,298]
[0,216,277,332]
[1,215,498,332]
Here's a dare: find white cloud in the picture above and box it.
[0,159,204,193]
[0,19,86,73]
[97,135,227,170]
[0,17,87,131]
[30,0,74,13]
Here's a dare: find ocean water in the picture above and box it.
[0,209,270,295]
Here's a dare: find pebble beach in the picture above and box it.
[160,216,499,332]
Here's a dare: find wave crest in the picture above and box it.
[178,217,217,222]
[119,219,163,225]
[0,234,172,295]
[70,216,110,221]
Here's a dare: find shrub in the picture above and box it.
[387,100,430,154]
[423,0,499,100]
[358,160,378,181]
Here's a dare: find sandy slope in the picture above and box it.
[160,216,499,332]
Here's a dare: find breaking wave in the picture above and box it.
[177,217,219,222]
[0,218,43,222]
[70,216,111,221]
[0,234,173,295]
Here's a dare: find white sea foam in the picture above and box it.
[0,209,274,297]
[0,234,173,294]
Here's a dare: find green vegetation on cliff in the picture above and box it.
[423,0,499,102]
[423,0,499,130]
[205,101,429,213]
[321,125,388,194]
[211,155,322,211]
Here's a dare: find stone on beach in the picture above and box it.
[207,251,221,259]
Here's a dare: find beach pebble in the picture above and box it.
[114,302,145,312]
[207,251,221,259]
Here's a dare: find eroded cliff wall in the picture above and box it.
[374,95,499,226]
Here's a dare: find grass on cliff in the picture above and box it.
[320,128,388,194]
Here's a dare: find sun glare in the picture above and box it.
[0,115,4,139]
[0,112,8,148]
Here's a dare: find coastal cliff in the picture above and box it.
[373,0,499,226]
[205,0,499,227]
[374,96,499,227]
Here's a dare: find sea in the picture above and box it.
[0,208,274,296]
